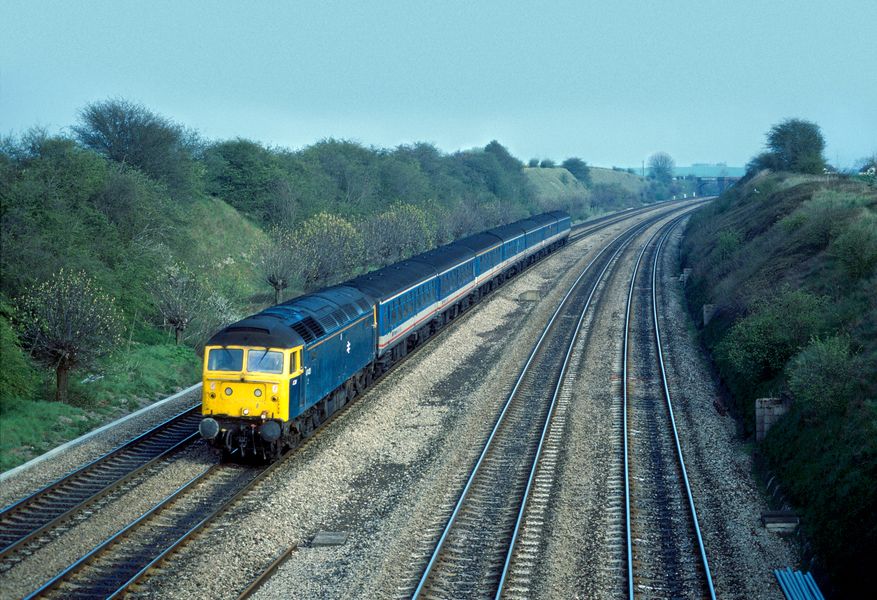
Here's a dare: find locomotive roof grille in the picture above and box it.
[317,314,338,331]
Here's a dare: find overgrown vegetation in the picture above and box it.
[682,126,876,593]
[2,98,657,470]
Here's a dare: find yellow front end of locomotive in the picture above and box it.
[202,345,303,423]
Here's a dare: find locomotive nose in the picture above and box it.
[199,417,220,440]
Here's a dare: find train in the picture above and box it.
[198,211,572,460]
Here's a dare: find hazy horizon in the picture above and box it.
[2,0,875,169]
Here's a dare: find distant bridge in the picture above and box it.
[694,176,741,195]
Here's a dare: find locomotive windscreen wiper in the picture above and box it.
[247,349,284,374]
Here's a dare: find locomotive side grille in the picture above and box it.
[291,321,315,342]
[301,316,326,338]
[317,314,339,331]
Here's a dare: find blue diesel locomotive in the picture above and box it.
[199,211,571,460]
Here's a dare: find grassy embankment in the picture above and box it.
[524,166,650,215]
[681,171,876,595]
[588,166,648,194]
[523,166,591,214]
[0,194,264,472]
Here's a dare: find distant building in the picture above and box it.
[672,163,746,178]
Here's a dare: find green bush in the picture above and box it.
[715,289,826,406]
[763,404,877,595]
[830,211,877,279]
[716,228,742,260]
[781,190,869,248]
[0,306,38,404]
[787,336,856,413]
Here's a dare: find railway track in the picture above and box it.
[15,209,649,599]
[27,463,250,599]
[20,321,434,600]
[617,216,715,598]
[404,215,660,599]
[227,205,704,599]
[0,406,201,564]
[3,200,707,598]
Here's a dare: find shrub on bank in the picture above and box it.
[830,212,877,280]
[713,288,827,423]
[787,335,857,414]
[683,172,877,595]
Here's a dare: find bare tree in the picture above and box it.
[257,225,297,304]
[648,152,675,183]
[363,204,435,267]
[294,213,363,289]
[154,263,207,345]
[186,292,240,350]
[16,269,123,402]
[269,178,300,230]
[442,201,483,241]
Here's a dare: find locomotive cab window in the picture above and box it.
[290,348,303,377]
[207,348,243,372]
[247,349,284,374]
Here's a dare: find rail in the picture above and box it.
[0,406,201,560]
[413,216,655,598]
[621,214,715,598]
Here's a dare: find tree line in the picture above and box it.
[1,99,600,404]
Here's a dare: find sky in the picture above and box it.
[2,0,875,169]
